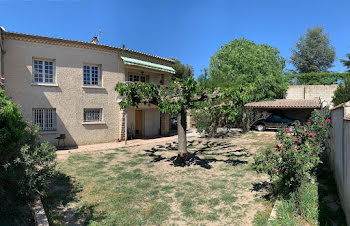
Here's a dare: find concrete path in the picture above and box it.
[56,130,199,160]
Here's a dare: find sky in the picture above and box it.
[0,0,349,78]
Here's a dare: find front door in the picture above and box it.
[135,110,143,137]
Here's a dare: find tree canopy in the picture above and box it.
[332,77,350,106]
[207,38,288,100]
[171,59,194,82]
[341,53,350,72]
[290,26,336,73]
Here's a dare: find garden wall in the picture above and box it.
[286,85,338,106]
[329,101,350,224]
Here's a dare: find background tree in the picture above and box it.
[290,26,336,73]
[194,39,288,135]
[341,53,350,71]
[171,59,194,82]
[332,77,350,105]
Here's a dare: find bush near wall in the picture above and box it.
[286,72,350,85]
[332,77,350,105]
[0,89,57,223]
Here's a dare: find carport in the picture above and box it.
[243,98,322,130]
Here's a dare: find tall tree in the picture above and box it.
[194,39,288,135]
[171,59,194,82]
[341,53,350,71]
[290,26,336,73]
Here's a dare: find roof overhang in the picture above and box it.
[244,99,321,110]
[121,56,176,74]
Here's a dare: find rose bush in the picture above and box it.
[254,110,331,191]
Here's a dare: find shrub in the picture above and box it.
[332,77,350,105]
[0,89,56,200]
[254,112,331,191]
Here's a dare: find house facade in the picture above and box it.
[0,27,175,146]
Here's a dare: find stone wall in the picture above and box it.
[329,101,350,225]
[286,85,338,106]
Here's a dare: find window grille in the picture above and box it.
[84,65,101,86]
[32,108,56,131]
[33,60,55,83]
[84,109,102,122]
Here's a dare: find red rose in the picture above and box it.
[307,121,311,125]
[286,128,290,133]
[327,119,331,123]
[295,146,299,150]
[293,137,298,142]
[275,144,279,149]
[320,123,323,126]
[310,132,315,138]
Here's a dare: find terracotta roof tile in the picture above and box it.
[244,99,321,109]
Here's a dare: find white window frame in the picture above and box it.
[32,59,56,84]
[84,108,102,122]
[128,74,146,83]
[32,108,57,131]
[83,64,101,86]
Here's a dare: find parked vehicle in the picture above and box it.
[254,115,295,131]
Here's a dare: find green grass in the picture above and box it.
[44,134,276,225]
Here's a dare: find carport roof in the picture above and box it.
[244,99,321,109]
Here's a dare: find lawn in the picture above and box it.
[43,132,277,225]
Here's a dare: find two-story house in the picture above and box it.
[0,27,175,147]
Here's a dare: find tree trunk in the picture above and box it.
[209,119,218,137]
[176,109,188,162]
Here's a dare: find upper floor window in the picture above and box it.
[32,108,56,131]
[128,74,145,83]
[84,65,101,86]
[33,59,55,84]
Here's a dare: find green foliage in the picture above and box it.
[340,53,350,71]
[115,76,201,115]
[0,89,27,159]
[0,89,57,201]
[290,26,336,73]
[270,181,318,226]
[286,71,350,85]
[171,59,194,82]
[195,39,288,135]
[208,38,287,97]
[332,77,350,105]
[253,113,331,191]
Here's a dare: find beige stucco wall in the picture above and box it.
[3,38,171,146]
[286,85,338,106]
[329,102,350,224]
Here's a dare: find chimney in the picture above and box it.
[91,36,99,44]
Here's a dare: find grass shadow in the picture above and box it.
[144,140,249,169]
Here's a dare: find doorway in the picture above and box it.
[135,110,143,137]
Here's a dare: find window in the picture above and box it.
[128,74,145,83]
[33,59,55,83]
[84,65,101,86]
[32,108,56,131]
[84,109,102,122]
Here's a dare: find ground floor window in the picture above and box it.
[84,108,102,122]
[32,108,56,131]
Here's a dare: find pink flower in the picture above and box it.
[267,163,270,166]
[320,123,323,127]
[275,169,279,173]
[293,137,298,142]
[295,146,299,150]
[272,168,274,172]
[307,121,311,125]
[298,122,301,126]
[286,128,290,133]
[310,132,315,138]
[327,119,331,123]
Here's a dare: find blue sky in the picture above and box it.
[1,0,349,77]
